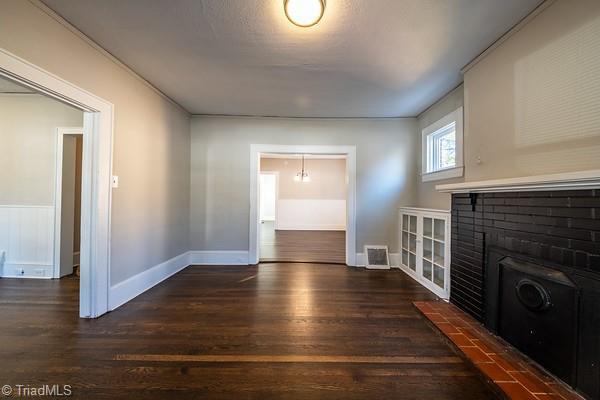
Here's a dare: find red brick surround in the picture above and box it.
[414,301,584,400]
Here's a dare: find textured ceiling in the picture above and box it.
[42,0,542,117]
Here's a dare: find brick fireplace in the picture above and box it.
[449,189,600,399]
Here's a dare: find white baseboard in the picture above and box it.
[1,262,53,279]
[355,253,400,268]
[276,224,346,231]
[109,251,190,310]
[188,250,249,265]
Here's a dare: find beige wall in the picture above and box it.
[260,158,346,200]
[416,85,464,210]
[0,1,191,285]
[0,94,82,205]
[416,0,600,208]
[190,116,418,253]
[463,0,600,181]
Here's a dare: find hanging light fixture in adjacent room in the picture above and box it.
[284,0,326,28]
[294,155,311,182]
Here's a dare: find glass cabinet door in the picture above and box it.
[399,209,450,300]
[401,213,418,272]
[432,218,446,290]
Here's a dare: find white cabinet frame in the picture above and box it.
[399,207,451,299]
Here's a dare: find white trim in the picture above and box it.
[422,166,464,182]
[276,224,346,231]
[2,263,54,279]
[250,144,357,266]
[188,251,250,265]
[398,207,451,214]
[262,153,347,159]
[421,107,463,182]
[53,127,83,279]
[436,169,600,193]
[109,252,189,310]
[0,48,114,318]
[109,249,256,311]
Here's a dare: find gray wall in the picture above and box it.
[190,116,418,253]
[416,85,464,210]
[0,94,83,205]
[463,0,600,181]
[0,1,191,285]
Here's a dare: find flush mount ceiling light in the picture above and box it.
[284,0,326,27]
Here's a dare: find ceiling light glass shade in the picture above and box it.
[284,0,325,27]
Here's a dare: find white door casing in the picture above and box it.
[249,144,356,266]
[0,48,114,318]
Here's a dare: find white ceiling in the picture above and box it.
[42,0,542,117]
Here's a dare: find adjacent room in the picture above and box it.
[1,0,599,399]
[259,153,347,263]
[0,75,84,280]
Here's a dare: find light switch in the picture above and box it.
[112,175,119,188]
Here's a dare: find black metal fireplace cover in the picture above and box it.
[485,246,600,400]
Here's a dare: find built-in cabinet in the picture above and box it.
[399,207,451,299]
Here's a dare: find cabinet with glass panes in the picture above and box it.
[399,208,451,299]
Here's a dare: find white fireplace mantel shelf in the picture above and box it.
[436,169,600,193]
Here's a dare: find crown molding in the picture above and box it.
[436,170,600,193]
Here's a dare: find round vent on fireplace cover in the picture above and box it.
[515,279,551,311]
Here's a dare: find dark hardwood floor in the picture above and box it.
[260,221,346,263]
[0,264,497,399]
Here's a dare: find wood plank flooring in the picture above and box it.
[0,264,498,399]
[260,221,346,263]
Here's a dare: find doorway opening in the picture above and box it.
[1,48,113,318]
[55,129,84,279]
[250,145,357,266]
[259,154,347,264]
[0,75,84,313]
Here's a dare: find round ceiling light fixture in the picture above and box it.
[284,0,326,28]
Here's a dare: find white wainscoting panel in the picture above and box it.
[0,205,54,278]
[277,199,346,230]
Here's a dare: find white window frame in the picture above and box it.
[421,107,463,182]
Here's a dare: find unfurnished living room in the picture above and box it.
[1,0,599,399]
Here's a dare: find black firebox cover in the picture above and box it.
[499,257,579,386]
